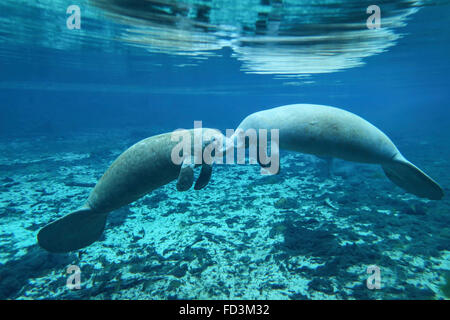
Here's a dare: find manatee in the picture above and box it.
[37,128,225,253]
[228,104,444,200]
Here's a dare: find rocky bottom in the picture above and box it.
[0,127,449,300]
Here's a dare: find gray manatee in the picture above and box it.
[38,128,224,253]
[230,104,443,200]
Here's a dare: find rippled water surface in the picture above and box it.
[0,0,449,300]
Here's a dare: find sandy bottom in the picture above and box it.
[0,127,449,300]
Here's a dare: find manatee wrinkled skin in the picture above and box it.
[38,128,222,253]
[231,104,444,200]
[88,133,183,213]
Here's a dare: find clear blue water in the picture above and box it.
[0,0,449,300]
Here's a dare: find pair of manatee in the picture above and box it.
[38,104,444,253]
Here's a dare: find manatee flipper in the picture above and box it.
[37,206,107,253]
[382,155,444,200]
[176,157,195,191]
[194,163,213,190]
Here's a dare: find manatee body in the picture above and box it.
[38,128,221,253]
[232,104,443,200]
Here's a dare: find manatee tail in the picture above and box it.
[382,154,444,200]
[37,206,107,253]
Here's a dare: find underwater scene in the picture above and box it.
[0,0,449,300]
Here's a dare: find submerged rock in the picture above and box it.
[274,197,298,210]
[170,263,188,278]
[0,245,73,299]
